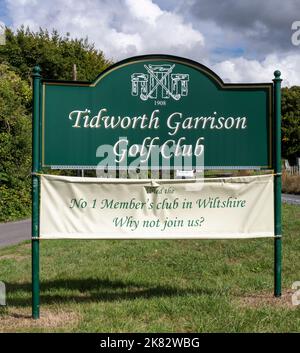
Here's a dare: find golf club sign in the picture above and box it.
[41,55,272,169]
[31,55,283,319]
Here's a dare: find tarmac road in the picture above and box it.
[282,193,300,206]
[0,218,30,248]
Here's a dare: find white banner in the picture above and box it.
[40,174,274,239]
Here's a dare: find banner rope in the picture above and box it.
[31,172,282,177]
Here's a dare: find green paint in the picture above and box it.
[41,55,273,169]
[32,65,41,319]
[273,70,282,297]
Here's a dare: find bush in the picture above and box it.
[0,64,31,221]
[0,185,31,222]
[0,27,112,82]
[282,171,300,194]
[0,27,112,222]
[282,86,300,162]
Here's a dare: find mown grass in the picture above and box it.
[0,204,299,332]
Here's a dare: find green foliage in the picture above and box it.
[0,185,31,222]
[0,64,32,221]
[281,86,300,163]
[0,27,112,222]
[0,27,112,81]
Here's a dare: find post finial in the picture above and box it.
[274,70,281,79]
[32,66,41,77]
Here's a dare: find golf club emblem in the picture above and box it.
[131,64,189,101]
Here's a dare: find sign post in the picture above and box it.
[32,66,41,319]
[273,70,282,297]
[31,55,283,318]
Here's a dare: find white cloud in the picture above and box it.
[213,54,300,86]
[5,0,205,60]
[125,0,162,26]
[4,0,300,86]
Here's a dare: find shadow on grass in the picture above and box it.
[6,278,214,307]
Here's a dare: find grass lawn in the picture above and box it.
[0,203,299,332]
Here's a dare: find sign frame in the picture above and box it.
[40,54,274,170]
[31,55,282,320]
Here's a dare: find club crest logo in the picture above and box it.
[131,64,189,101]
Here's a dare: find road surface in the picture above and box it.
[282,193,300,206]
[0,219,30,248]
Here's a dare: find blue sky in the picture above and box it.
[0,0,299,85]
[0,0,9,25]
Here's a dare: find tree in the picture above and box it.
[0,64,32,221]
[281,86,300,163]
[0,27,112,82]
[0,27,112,221]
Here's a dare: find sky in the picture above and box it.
[0,0,299,86]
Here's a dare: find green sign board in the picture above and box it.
[31,59,283,320]
[41,55,273,169]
